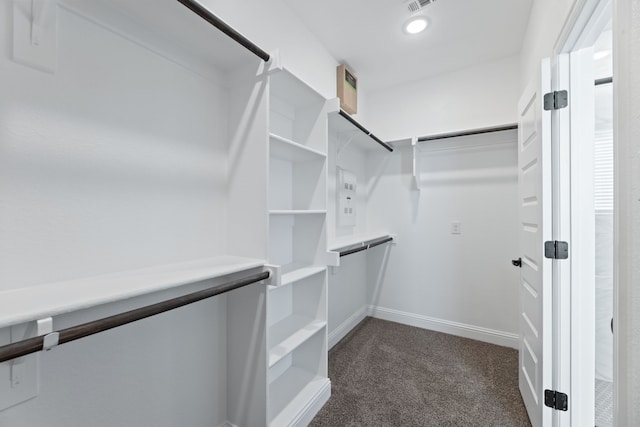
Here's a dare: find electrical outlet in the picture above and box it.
[451,221,462,235]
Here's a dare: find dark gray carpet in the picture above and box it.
[310,317,532,427]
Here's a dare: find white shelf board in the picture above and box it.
[268,316,326,367]
[270,68,326,108]
[0,256,266,329]
[269,366,330,427]
[329,232,394,252]
[65,0,260,72]
[267,264,326,290]
[269,210,326,215]
[328,110,386,152]
[270,133,327,161]
[276,264,326,287]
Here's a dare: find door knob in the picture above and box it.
[512,258,522,268]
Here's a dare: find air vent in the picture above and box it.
[406,0,437,13]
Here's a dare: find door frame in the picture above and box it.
[553,0,612,426]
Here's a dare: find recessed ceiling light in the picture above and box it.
[404,17,428,35]
[593,50,611,60]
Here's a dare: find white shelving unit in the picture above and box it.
[267,68,330,426]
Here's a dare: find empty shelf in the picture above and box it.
[0,256,265,329]
[269,367,330,427]
[269,315,326,367]
[328,109,392,152]
[270,133,327,161]
[276,264,326,287]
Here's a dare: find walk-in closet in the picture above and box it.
[1,0,638,426]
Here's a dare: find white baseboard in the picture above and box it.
[219,381,330,427]
[328,306,367,349]
[290,379,331,427]
[367,305,519,349]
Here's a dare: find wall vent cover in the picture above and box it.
[406,0,437,13]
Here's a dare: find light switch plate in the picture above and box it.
[337,168,356,227]
[451,221,462,235]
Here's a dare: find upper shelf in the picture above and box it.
[269,133,327,161]
[63,0,266,73]
[328,108,393,153]
[0,256,265,329]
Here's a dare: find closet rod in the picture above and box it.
[417,124,518,143]
[0,271,270,364]
[595,76,613,86]
[176,0,270,62]
[340,236,394,257]
[338,110,394,152]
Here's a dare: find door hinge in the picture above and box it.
[544,240,569,259]
[544,389,568,411]
[543,90,568,110]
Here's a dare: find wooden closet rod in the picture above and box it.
[338,110,394,152]
[417,124,518,143]
[340,236,394,257]
[177,0,271,62]
[0,271,270,363]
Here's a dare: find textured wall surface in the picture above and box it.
[614,0,640,423]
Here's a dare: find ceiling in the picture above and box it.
[283,0,533,91]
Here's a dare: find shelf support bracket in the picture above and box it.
[411,137,421,191]
[37,317,59,351]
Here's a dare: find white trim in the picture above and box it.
[367,305,519,349]
[569,46,597,427]
[553,2,612,426]
[328,306,367,349]
[555,0,612,54]
[612,1,639,425]
[288,379,331,427]
[552,51,575,427]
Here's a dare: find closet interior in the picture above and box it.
[0,0,535,426]
[0,0,396,425]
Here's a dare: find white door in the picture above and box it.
[517,58,553,427]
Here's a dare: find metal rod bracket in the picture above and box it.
[42,332,59,351]
[37,317,53,335]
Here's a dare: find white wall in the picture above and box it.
[361,55,521,142]
[364,130,520,348]
[614,0,640,423]
[327,254,368,348]
[0,5,229,291]
[326,129,372,348]
[201,0,339,99]
[519,0,576,89]
[0,3,256,425]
